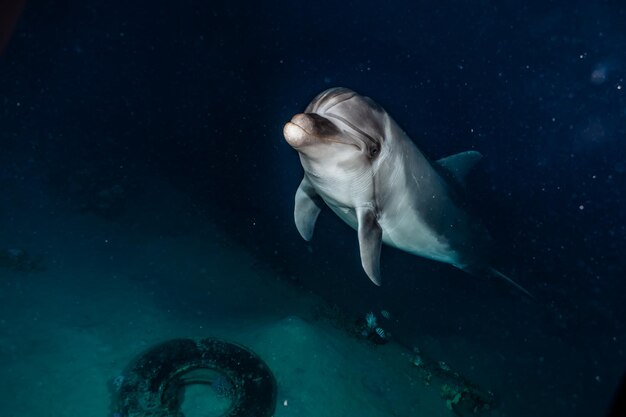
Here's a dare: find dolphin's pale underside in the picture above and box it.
[283,87,531,296]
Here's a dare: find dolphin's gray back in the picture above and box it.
[373,117,492,270]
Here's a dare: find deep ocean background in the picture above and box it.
[1,0,625,416]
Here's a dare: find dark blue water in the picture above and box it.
[1,1,625,416]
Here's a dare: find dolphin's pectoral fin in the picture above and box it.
[436,150,483,187]
[294,176,324,241]
[356,206,383,286]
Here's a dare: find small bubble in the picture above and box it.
[579,205,584,210]
[591,66,607,84]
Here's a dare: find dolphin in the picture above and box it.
[283,87,531,296]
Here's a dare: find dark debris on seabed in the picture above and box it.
[312,301,496,416]
[311,302,391,345]
[411,346,496,416]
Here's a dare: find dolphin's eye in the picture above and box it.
[370,146,380,158]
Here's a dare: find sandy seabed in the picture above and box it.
[0,182,450,417]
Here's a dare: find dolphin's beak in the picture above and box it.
[284,113,321,148]
[284,113,362,151]
[283,116,312,149]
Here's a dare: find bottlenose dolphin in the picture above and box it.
[283,87,531,296]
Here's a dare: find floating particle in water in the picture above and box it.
[591,65,608,84]
[590,60,619,85]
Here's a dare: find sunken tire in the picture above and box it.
[114,338,277,417]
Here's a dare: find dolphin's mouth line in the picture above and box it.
[326,137,361,151]
[286,121,361,151]
[286,121,311,136]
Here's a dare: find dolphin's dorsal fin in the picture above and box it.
[436,150,483,187]
[294,176,324,241]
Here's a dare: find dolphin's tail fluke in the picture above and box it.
[488,268,534,299]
